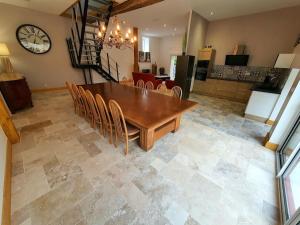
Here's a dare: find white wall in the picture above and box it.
[269,69,299,121]
[269,70,300,144]
[0,3,85,89]
[137,35,183,75]
[138,36,161,73]
[0,127,7,225]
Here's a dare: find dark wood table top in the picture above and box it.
[83,83,197,129]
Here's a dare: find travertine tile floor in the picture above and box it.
[11,90,278,225]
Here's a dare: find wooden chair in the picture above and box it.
[172,86,183,99]
[71,84,85,117]
[78,86,93,123]
[136,80,144,88]
[85,90,103,131]
[95,94,113,144]
[65,82,78,113]
[109,100,140,155]
[157,82,167,92]
[145,81,154,90]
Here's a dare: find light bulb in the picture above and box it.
[98,31,102,37]
[131,38,134,43]
[115,30,118,35]
[102,25,106,31]
[117,24,120,31]
[125,33,129,38]
[128,28,131,34]
[133,36,137,41]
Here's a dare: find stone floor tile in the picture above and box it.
[11,91,277,225]
[164,202,189,225]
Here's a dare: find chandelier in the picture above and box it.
[97,16,137,50]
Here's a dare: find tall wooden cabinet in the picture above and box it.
[195,48,215,81]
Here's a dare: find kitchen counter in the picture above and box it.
[193,78,254,103]
[251,85,282,94]
[245,90,280,123]
[207,76,262,84]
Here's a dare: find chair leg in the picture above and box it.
[109,127,113,144]
[114,131,118,148]
[125,137,129,155]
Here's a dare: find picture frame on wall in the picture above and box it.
[139,51,145,62]
[145,52,151,62]
[139,51,151,62]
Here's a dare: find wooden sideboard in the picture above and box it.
[0,73,33,113]
[193,78,254,103]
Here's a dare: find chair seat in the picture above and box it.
[126,123,140,136]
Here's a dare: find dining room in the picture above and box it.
[9,79,279,225]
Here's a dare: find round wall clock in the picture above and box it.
[16,24,52,54]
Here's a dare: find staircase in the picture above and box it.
[66,0,120,84]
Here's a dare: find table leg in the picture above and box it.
[140,128,155,151]
[173,115,181,133]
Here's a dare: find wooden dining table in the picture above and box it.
[84,83,197,151]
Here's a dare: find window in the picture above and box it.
[142,37,150,52]
[277,114,300,225]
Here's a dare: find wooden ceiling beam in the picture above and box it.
[111,0,164,16]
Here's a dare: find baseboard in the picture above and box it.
[263,132,279,151]
[266,119,275,126]
[264,141,279,151]
[2,140,12,225]
[244,113,267,123]
[31,86,67,93]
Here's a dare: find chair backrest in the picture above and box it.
[172,86,183,99]
[71,84,82,105]
[85,90,100,120]
[136,80,144,88]
[145,81,154,90]
[109,100,128,139]
[78,86,90,114]
[65,82,76,101]
[157,82,167,91]
[95,94,112,129]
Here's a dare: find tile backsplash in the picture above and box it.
[209,65,290,83]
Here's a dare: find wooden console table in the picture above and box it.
[0,73,33,113]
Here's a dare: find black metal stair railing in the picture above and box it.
[67,0,120,84]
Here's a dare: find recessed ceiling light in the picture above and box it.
[210,11,215,16]
[163,24,167,28]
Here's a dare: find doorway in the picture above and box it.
[169,55,177,81]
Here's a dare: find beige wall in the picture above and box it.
[0,126,7,225]
[186,10,208,90]
[159,35,183,72]
[292,44,300,68]
[205,6,300,67]
[0,3,85,89]
[186,10,208,57]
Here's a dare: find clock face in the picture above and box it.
[16,24,51,54]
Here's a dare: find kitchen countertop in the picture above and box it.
[206,76,262,84]
[251,85,282,94]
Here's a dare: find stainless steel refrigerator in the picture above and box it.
[174,55,195,99]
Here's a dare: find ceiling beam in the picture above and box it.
[111,0,164,16]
